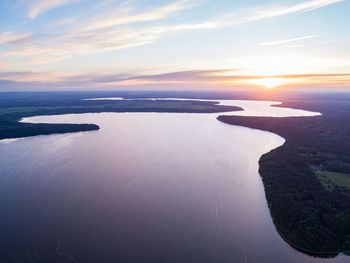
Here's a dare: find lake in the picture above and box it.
[0,99,348,262]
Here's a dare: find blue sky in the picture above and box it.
[0,0,349,90]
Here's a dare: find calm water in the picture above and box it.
[0,99,347,262]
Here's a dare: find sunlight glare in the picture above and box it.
[247,77,290,89]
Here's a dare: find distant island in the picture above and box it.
[218,96,350,256]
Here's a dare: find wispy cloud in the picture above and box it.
[1,1,198,63]
[124,69,243,83]
[83,0,196,31]
[247,0,343,20]
[0,62,8,69]
[26,0,80,18]
[270,73,350,79]
[1,0,344,66]
[0,32,31,44]
[5,69,350,84]
[259,35,317,46]
[24,55,72,65]
[319,39,337,45]
[0,71,68,82]
[1,69,350,91]
[1,68,350,91]
[181,0,344,30]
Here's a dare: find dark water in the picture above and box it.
[0,100,347,262]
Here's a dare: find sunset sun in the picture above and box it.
[248,77,290,89]
[256,78,287,89]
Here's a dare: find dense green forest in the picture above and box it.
[0,92,241,140]
[218,95,350,256]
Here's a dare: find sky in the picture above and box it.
[0,0,349,91]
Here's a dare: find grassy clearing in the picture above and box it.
[315,170,350,189]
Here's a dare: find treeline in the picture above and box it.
[0,121,99,140]
[0,93,242,140]
[217,97,350,255]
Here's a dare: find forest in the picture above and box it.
[0,92,241,140]
[218,93,350,255]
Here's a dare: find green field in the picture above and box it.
[315,170,350,189]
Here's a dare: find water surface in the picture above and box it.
[1,99,346,262]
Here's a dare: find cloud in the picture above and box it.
[83,0,197,31]
[27,0,80,18]
[1,69,350,90]
[319,39,337,45]
[0,71,69,82]
[124,69,243,82]
[259,35,318,46]
[23,55,72,65]
[272,73,350,79]
[0,61,8,69]
[1,0,344,66]
[236,0,343,25]
[248,0,343,20]
[2,47,55,57]
[174,0,344,30]
[0,26,166,62]
[0,32,31,45]
[116,71,350,86]
[1,1,197,63]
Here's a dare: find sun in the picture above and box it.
[248,77,289,89]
